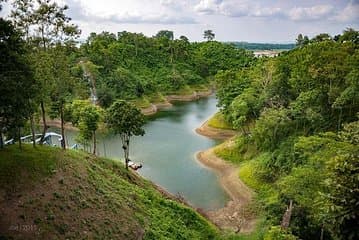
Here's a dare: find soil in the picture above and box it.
[196,121,256,233]
[195,120,238,140]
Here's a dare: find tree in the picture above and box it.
[311,33,332,43]
[11,0,80,144]
[339,28,359,44]
[0,19,36,149]
[295,34,309,47]
[203,30,215,41]
[322,122,359,239]
[296,34,303,47]
[48,46,79,150]
[69,100,103,155]
[253,108,292,151]
[179,35,189,42]
[155,30,174,40]
[325,151,359,240]
[106,100,145,170]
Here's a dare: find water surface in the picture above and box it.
[63,96,229,210]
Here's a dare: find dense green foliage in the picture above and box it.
[67,100,103,154]
[0,18,35,147]
[77,31,253,107]
[2,1,359,239]
[216,30,359,239]
[1,0,254,146]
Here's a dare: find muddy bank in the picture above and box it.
[197,148,256,233]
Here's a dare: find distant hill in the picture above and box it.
[229,42,295,50]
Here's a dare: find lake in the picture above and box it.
[61,96,230,210]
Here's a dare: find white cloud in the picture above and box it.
[334,0,359,22]
[251,7,283,18]
[288,5,334,21]
[65,0,197,24]
[218,1,251,17]
[3,0,357,42]
[194,0,285,18]
[194,0,222,14]
[193,1,340,21]
[105,13,197,24]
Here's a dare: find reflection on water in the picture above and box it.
[60,96,229,210]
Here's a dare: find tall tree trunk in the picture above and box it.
[92,130,96,155]
[281,200,293,230]
[337,107,342,132]
[39,101,47,144]
[126,139,130,169]
[18,127,22,150]
[0,130,3,149]
[122,135,130,170]
[30,114,36,148]
[60,104,66,150]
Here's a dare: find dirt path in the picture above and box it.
[196,120,256,233]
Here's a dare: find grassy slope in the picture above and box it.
[207,113,234,130]
[0,145,219,240]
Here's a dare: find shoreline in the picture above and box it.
[45,119,78,131]
[195,117,238,140]
[45,90,214,130]
[141,89,213,116]
[195,120,256,233]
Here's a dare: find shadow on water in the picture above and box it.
[58,96,230,210]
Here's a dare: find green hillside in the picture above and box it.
[0,145,219,240]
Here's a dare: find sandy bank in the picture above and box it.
[195,119,237,140]
[196,122,256,233]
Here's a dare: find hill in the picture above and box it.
[229,42,295,50]
[0,145,219,239]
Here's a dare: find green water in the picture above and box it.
[62,96,230,210]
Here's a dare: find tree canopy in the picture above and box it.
[215,29,359,239]
[106,100,145,169]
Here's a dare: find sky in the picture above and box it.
[1,0,359,43]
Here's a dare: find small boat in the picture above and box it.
[128,160,142,170]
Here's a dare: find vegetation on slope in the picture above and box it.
[214,29,359,240]
[0,145,220,239]
[207,112,234,130]
[76,33,254,108]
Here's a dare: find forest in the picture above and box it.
[215,28,359,239]
[0,0,358,239]
[0,0,253,149]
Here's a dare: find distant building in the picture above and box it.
[253,50,280,58]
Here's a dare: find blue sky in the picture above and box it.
[1,0,358,42]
